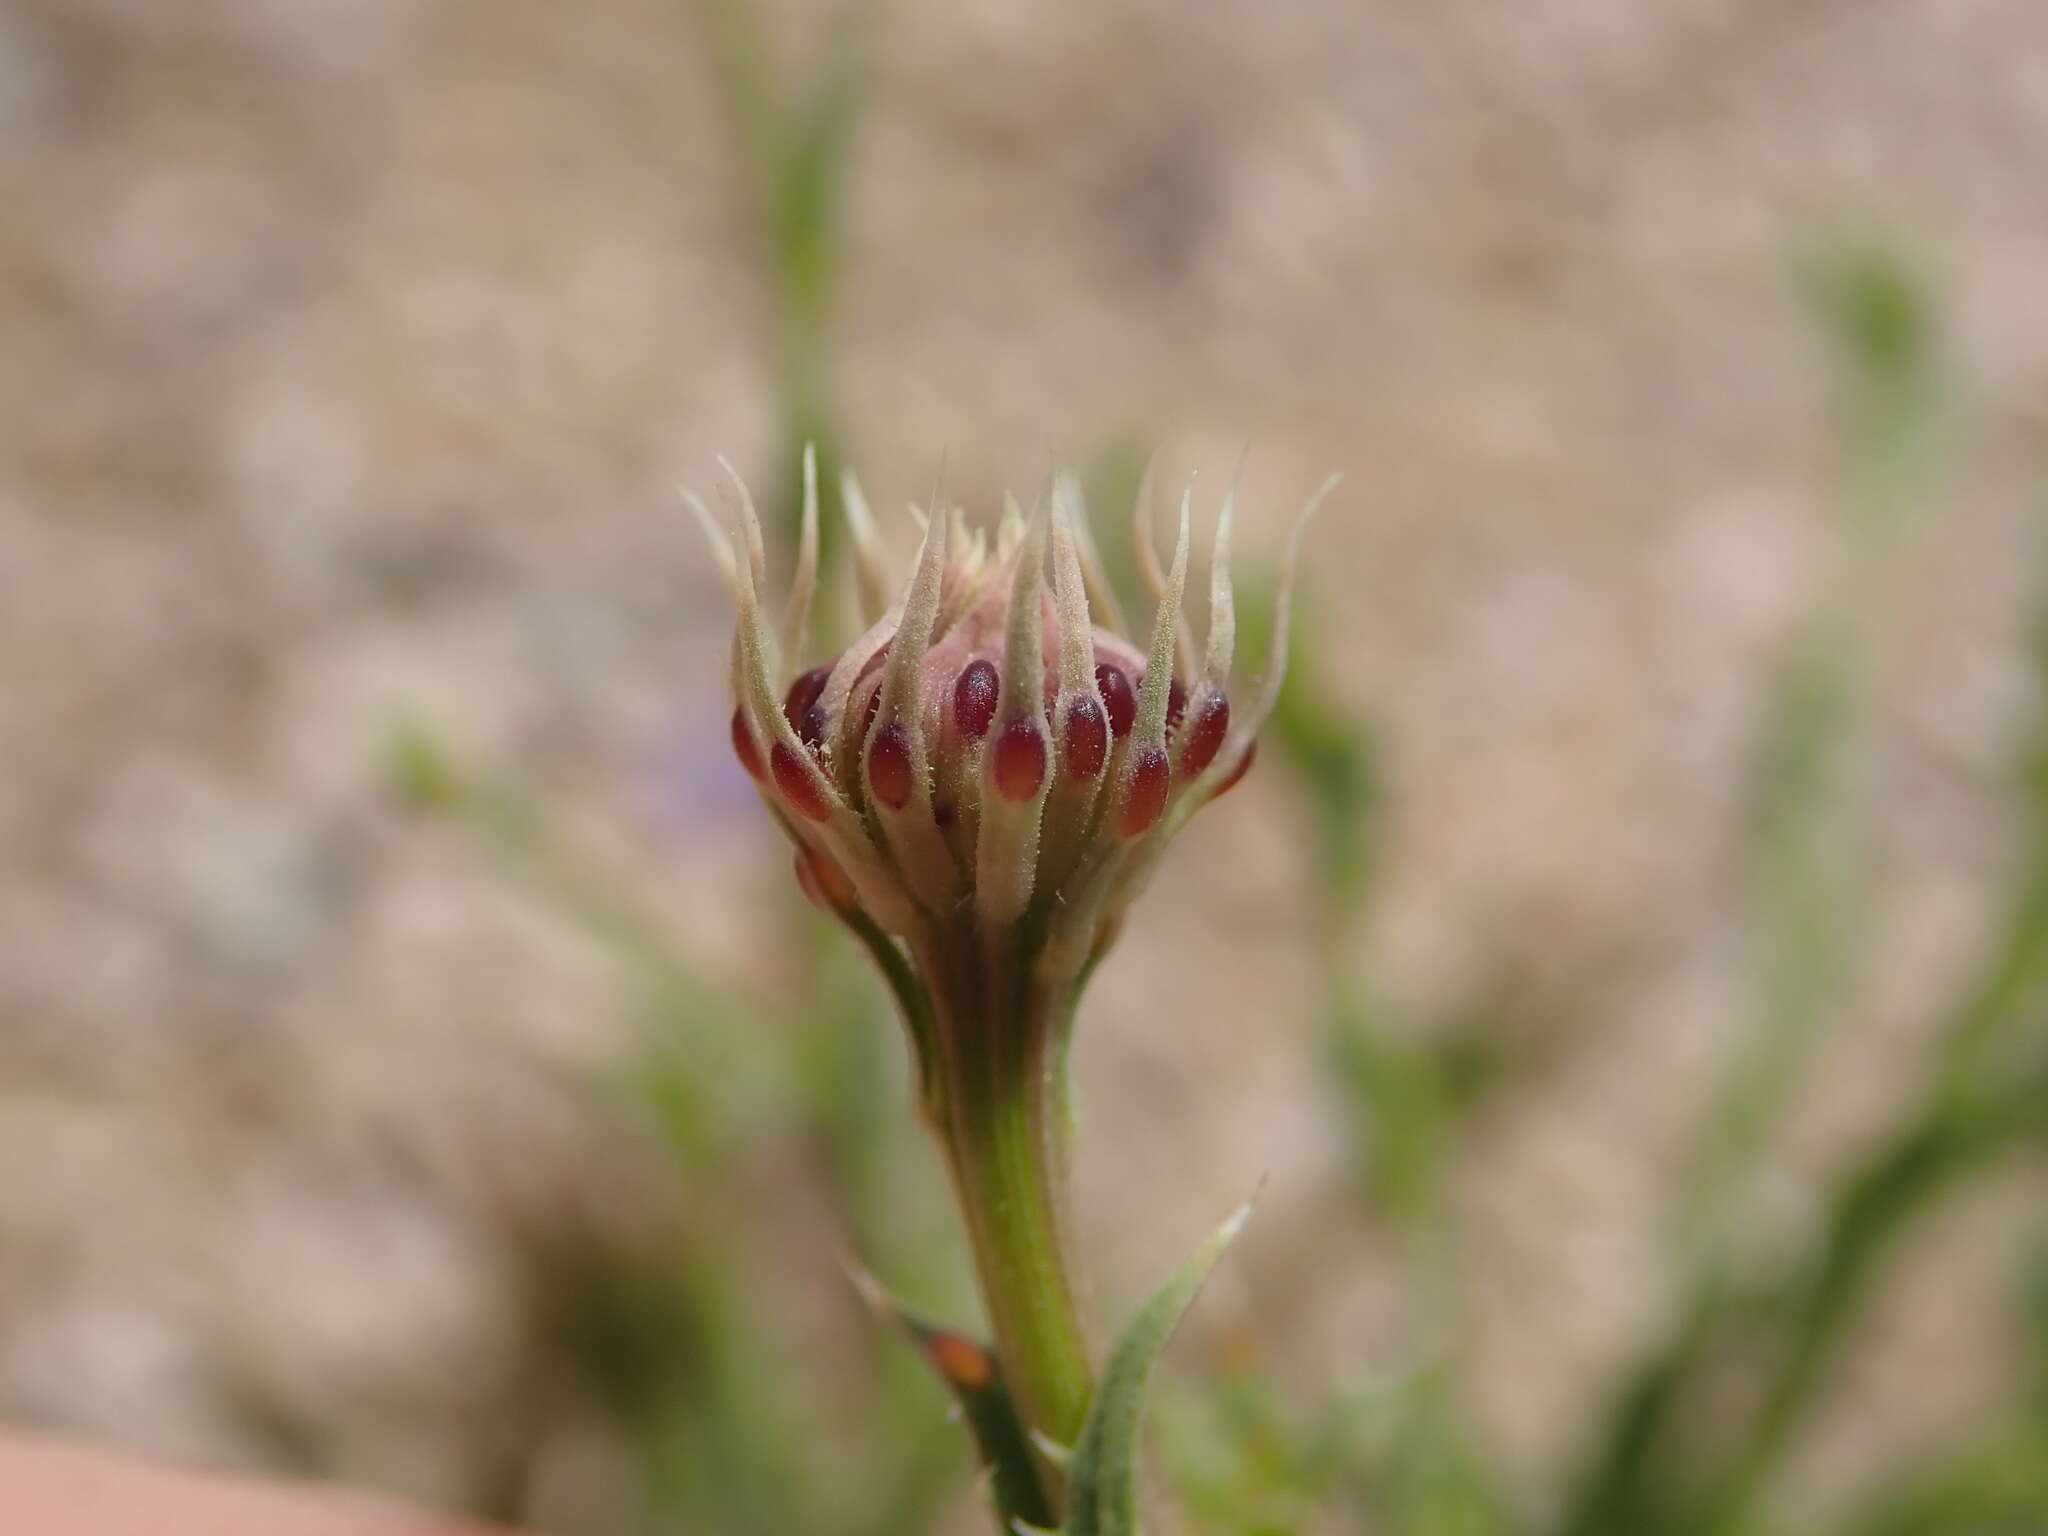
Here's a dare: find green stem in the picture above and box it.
[923,927,1095,1510]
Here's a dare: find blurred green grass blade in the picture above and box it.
[1932,540,2048,1097]
[1801,241,1940,530]
[1238,573,1417,1226]
[689,0,874,556]
[772,1,870,326]
[1161,1371,1380,1536]
[1244,519,1514,1536]
[1065,1206,1251,1536]
[1684,634,1859,1252]
[689,0,778,194]
[384,723,773,1105]
[525,1206,824,1535]
[1699,1057,2048,1530]
[387,724,954,1532]
[1682,242,1945,1264]
[1253,582,1383,926]
[1080,433,1156,626]
[1324,992,1447,1227]
[1364,1370,1514,1536]
[1558,1054,2048,1536]
[1826,1422,2048,1536]
[1551,1296,1719,1536]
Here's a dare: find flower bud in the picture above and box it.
[695,452,1335,997]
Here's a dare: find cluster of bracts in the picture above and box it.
[694,451,1332,963]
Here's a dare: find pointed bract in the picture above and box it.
[1131,493,1191,750]
[869,498,959,910]
[998,503,1051,728]
[1049,488,1098,700]
[782,443,822,658]
[1237,473,1339,749]
[681,487,738,596]
[977,502,1055,924]
[1058,473,1129,637]
[1204,454,1243,687]
[718,455,768,592]
[841,468,893,624]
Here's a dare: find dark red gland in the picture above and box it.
[783,664,832,750]
[866,720,915,809]
[730,707,765,781]
[770,741,833,822]
[1179,691,1231,775]
[1166,677,1188,733]
[1095,663,1137,739]
[1213,739,1257,798]
[952,659,1000,741]
[1116,744,1172,839]
[992,718,1048,802]
[934,797,957,829]
[1062,695,1109,781]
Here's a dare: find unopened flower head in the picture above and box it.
[691,448,1335,999]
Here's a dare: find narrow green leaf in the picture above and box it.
[1064,1204,1251,1535]
[847,1265,1055,1531]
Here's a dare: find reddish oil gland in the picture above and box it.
[927,1332,993,1392]
[1213,739,1257,797]
[730,707,765,780]
[952,659,1000,740]
[1116,744,1172,839]
[867,721,915,809]
[783,664,832,749]
[794,844,858,911]
[992,718,1048,802]
[770,741,832,822]
[1062,695,1108,781]
[1166,677,1188,733]
[1095,663,1136,738]
[809,844,859,908]
[1180,692,1231,775]
[934,798,957,829]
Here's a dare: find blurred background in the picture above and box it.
[3,2,2047,1533]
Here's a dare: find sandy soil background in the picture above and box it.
[3,1,2047,1531]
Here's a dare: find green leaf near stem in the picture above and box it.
[1062,1204,1253,1536]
